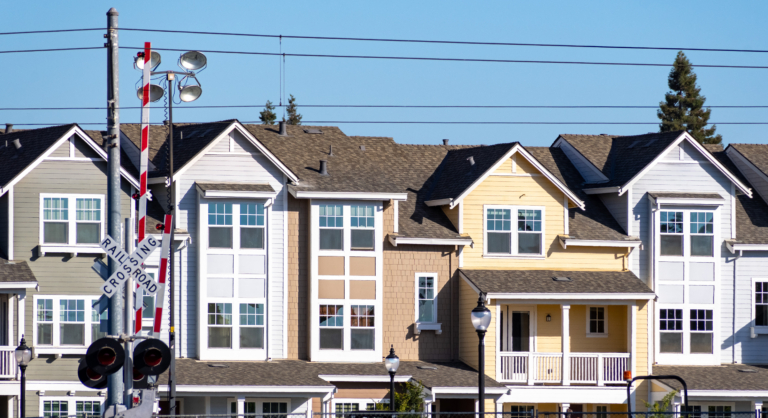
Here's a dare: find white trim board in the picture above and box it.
[388,235,472,247]
[156,385,335,394]
[318,375,412,383]
[290,188,408,201]
[558,237,641,249]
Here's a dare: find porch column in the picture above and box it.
[673,401,681,417]
[16,293,25,346]
[628,303,637,379]
[495,400,503,413]
[561,403,570,413]
[305,399,312,418]
[561,304,570,386]
[237,396,245,417]
[754,401,763,418]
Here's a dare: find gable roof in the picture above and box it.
[729,143,768,178]
[459,269,653,297]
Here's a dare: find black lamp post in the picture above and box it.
[471,294,492,415]
[15,335,32,418]
[384,345,400,412]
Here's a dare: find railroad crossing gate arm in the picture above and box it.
[626,375,688,414]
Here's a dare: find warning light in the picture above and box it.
[623,371,632,381]
[155,223,165,231]
[132,193,140,200]
[133,339,171,376]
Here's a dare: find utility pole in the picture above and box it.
[167,75,177,416]
[106,7,124,408]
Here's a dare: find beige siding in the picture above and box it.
[536,305,562,352]
[49,141,69,158]
[287,196,309,359]
[441,205,460,232]
[459,278,479,368]
[333,382,389,400]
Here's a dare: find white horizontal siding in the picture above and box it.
[599,193,628,234]
[733,252,768,364]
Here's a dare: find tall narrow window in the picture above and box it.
[319,305,344,349]
[75,198,101,244]
[76,401,101,418]
[239,303,265,348]
[659,309,683,353]
[91,303,107,341]
[43,198,68,243]
[487,209,511,254]
[319,205,343,250]
[517,209,542,254]
[207,303,232,348]
[756,282,768,326]
[417,275,437,323]
[660,211,684,256]
[690,212,714,257]
[208,203,233,248]
[350,205,375,250]
[690,309,713,353]
[351,305,375,350]
[589,307,606,334]
[240,203,265,249]
[60,299,85,345]
[43,401,67,418]
[263,402,287,418]
[37,299,53,345]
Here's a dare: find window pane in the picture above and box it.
[240,227,264,249]
[351,329,375,350]
[92,323,107,341]
[320,229,343,250]
[142,296,155,319]
[351,229,374,250]
[690,333,713,353]
[660,332,682,353]
[76,223,100,244]
[518,233,541,254]
[44,222,68,243]
[660,235,683,256]
[240,327,264,348]
[60,323,85,345]
[209,227,233,248]
[208,327,232,348]
[757,305,768,327]
[418,300,434,323]
[487,232,511,254]
[320,328,343,349]
[208,203,233,225]
[691,235,713,257]
[37,324,52,345]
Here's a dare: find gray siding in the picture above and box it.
[49,141,69,158]
[0,192,7,259]
[660,142,709,163]
[74,137,100,159]
[599,192,628,234]
[555,139,607,184]
[732,252,768,364]
[15,159,133,382]
[177,129,287,359]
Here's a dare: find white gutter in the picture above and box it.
[388,235,473,247]
[558,236,642,250]
[289,188,408,201]
[318,375,412,383]
[424,198,453,207]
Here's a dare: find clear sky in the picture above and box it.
[2,0,768,147]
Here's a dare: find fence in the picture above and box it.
[26,411,764,418]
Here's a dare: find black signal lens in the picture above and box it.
[144,348,162,367]
[97,347,116,366]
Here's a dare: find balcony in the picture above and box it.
[498,351,629,385]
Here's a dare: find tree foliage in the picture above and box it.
[643,390,678,418]
[259,100,277,125]
[285,94,303,125]
[374,380,426,417]
[657,51,721,144]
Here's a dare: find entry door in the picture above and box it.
[504,306,531,352]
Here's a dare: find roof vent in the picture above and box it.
[360,145,365,151]
[319,160,329,176]
[627,140,641,149]
[4,124,12,134]
[417,366,437,370]
[304,128,323,134]
[442,139,449,145]
[643,139,658,148]
[599,133,609,136]
[467,156,475,166]
[12,139,21,150]
[739,369,757,373]
[553,277,572,282]
[328,145,334,156]
[278,121,288,136]
[208,364,229,368]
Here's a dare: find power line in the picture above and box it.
[4,104,768,111]
[8,121,768,126]
[0,46,103,54]
[0,28,103,36]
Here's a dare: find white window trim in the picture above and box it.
[331,398,388,412]
[227,398,292,414]
[139,267,159,331]
[33,295,103,355]
[482,205,546,258]
[751,278,768,336]
[414,273,441,334]
[38,396,104,418]
[38,194,106,256]
[586,305,608,338]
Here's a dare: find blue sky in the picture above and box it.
[2,0,768,147]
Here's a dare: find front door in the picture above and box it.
[503,306,532,352]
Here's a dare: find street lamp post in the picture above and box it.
[15,335,32,418]
[471,293,492,416]
[384,345,400,412]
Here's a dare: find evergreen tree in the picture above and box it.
[259,100,276,125]
[657,51,722,144]
[285,94,303,125]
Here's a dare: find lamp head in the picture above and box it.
[179,85,202,102]
[135,51,162,70]
[470,293,492,332]
[384,345,400,374]
[179,51,207,71]
[136,84,164,103]
[15,335,32,367]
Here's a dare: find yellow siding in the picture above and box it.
[536,305,562,352]
[569,305,628,353]
[442,205,460,233]
[458,279,495,377]
[537,404,559,413]
[635,301,650,412]
[461,154,628,271]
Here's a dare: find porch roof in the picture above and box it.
[654,364,768,392]
[459,269,653,298]
[0,259,37,286]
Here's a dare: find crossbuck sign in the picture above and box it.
[100,235,161,297]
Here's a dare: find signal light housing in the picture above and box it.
[85,338,125,376]
[155,223,165,231]
[133,339,171,376]
[77,360,108,389]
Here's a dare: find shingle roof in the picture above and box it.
[427,143,517,201]
[559,131,684,187]
[648,192,724,199]
[196,182,275,192]
[460,269,653,295]
[0,260,37,283]
[730,143,768,177]
[82,129,141,179]
[0,124,75,187]
[654,364,768,391]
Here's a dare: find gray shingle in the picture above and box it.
[460,269,653,295]
[654,364,768,391]
[730,143,768,178]
[427,143,517,202]
[0,260,37,283]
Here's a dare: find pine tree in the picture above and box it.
[259,100,276,125]
[657,51,722,144]
[285,94,303,125]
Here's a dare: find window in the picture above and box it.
[417,275,437,323]
[509,405,534,418]
[660,211,684,256]
[208,203,233,248]
[41,195,104,246]
[230,401,257,417]
[350,205,375,250]
[708,406,731,418]
[37,299,53,345]
[263,402,287,418]
[350,305,374,350]
[755,281,768,326]
[659,309,683,353]
[240,203,265,249]
[595,406,608,416]
[690,309,713,354]
[517,209,543,254]
[43,401,67,418]
[75,198,101,244]
[207,303,232,348]
[319,205,344,250]
[43,198,68,244]
[76,401,101,418]
[239,303,265,349]
[319,305,344,349]
[91,304,107,341]
[486,208,511,254]
[60,299,85,345]
[588,307,606,335]
[690,212,714,257]
[682,406,701,418]
[336,403,359,417]
[485,207,543,255]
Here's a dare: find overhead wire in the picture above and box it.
[3,104,768,111]
[8,121,768,126]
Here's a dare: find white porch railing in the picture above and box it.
[498,351,630,385]
[0,347,16,378]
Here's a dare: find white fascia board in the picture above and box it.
[0,282,38,290]
[727,146,768,184]
[559,237,641,249]
[157,385,335,394]
[388,235,472,247]
[289,188,408,201]
[499,385,627,404]
[458,271,482,295]
[432,387,508,395]
[583,186,621,195]
[195,186,277,200]
[488,293,655,301]
[651,197,725,208]
[450,144,585,210]
[424,198,453,207]
[687,390,768,398]
[318,375,412,383]
[619,133,752,197]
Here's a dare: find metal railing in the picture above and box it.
[497,351,630,385]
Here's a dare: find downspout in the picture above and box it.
[733,252,738,364]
